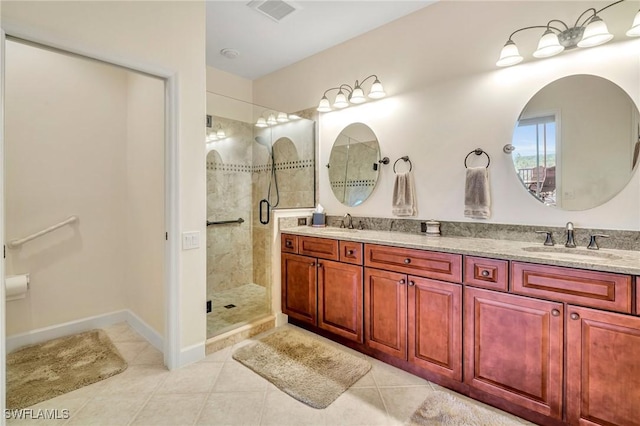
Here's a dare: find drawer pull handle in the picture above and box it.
[399,279,406,285]
[408,281,415,286]
[347,249,355,255]
[404,258,411,264]
[481,270,490,277]
[285,241,293,248]
[551,309,560,317]
[570,313,580,321]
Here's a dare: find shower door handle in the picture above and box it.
[259,199,270,225]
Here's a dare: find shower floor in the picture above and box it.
[207,283,269,337]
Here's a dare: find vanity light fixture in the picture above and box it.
[497,0,640,67]
[206,124,226,142]
[317,74,386,112]
[255,110,293,127]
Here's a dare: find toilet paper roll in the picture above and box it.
[5,274,29,301]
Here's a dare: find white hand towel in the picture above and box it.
[392,171,417,216]
[464,166,491,219]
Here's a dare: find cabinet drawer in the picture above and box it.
[281,234,298,254]
[299,236,339,261]
[512,262,632,313]
[340,241,363,265]
[636,277,639,316]
[364,244,462,283]
[463,256,508,292]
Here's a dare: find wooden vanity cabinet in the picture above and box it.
[464,286,564,420]
[566,305,640,426]
[364,244,463,380]
[281,234,363,343]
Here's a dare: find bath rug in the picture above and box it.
[406,390,533,425]
[7,329,128,409]
[232,327,371,409]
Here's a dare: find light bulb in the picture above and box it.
[333,90,349,108]
[317,96,332,112]
[277,112,289,122]
[216,129,226,138]
[627,10,640,37]
[368,79,386,99]
[533,29,565,58]
[577,16,613,48]
[267,114,277,125]
[496,40,523,67]
[350,86,366,104]
[255,117,268,128]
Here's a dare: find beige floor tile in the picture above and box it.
[103,323,146,343]
[155,362,224,394]
[130,393,207,426]
[6,397,87,426]
[370,359,430,387]
[97,365,169,396]
[323,387,391,426]
[350,370,377,388]
[66,395,149,425]
[211,360,269,393]
[114,341,148,363]
[130,344,165,366]
[378,386,434,424]
[260,390,326,426]
[196,391,266,426]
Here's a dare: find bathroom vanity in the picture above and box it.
[280,227,640,426]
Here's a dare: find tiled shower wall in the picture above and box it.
[207,115,315,299]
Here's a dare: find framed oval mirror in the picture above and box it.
[511,74,640,210]
[328,123,381,206]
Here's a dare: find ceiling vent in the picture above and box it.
[247,0,298,22]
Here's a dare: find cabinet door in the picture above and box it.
[281,253,317,325]
[464,287,563,420]
[408,277,462,381]
[318,260,363,343]
[364,268,407,359]
[567,305,640,426]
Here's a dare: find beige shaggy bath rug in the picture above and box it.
[407,390,533,425]
[7,329,127,409]
[232,327,371,409]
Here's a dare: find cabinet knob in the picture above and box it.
[404,258,411,264]
[310,262,315,267]
[570,313,580,321]
[481,270,490,277]
[347,249,354,255]
[317,263,323,268]
[399,279,406,285]
[285,241,293,248]
[408,281,415,286]
[551,309,560,317]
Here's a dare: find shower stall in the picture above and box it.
[206,93,315,338]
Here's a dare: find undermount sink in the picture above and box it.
[316,227,359,234]
[521,246,622,261]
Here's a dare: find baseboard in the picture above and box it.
[125,310,163,352]
[178,342,205,367]
[5,310,128,353]
[5,309,165,354]
[275,312,288,327]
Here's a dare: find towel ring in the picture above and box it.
[464,148,490,169]
[393,156,412,173]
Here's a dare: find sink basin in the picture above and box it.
[521,246,622,261]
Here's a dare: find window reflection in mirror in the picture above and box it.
[511,75,640,211]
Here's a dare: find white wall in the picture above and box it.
[2,1,206,355]
[254,1,640,231]
[5,41,129,334]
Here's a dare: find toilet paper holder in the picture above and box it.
[5,274,30,301]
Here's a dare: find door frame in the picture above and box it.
[0,24,182,417]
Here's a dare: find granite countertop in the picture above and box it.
[282,226,640,275]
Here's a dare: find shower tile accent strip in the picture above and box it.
[207,159,315,173]
[330,179,376,188]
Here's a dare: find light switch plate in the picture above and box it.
[182,231,200,250]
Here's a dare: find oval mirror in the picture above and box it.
[511,75,640,210]
[328,123,381,206]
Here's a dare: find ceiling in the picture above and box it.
[206,0,435,80]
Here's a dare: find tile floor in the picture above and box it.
[207,284,269,338]
[7,322,530,426]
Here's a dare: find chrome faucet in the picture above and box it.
[565,222,576,248]
[343,213,354,229]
